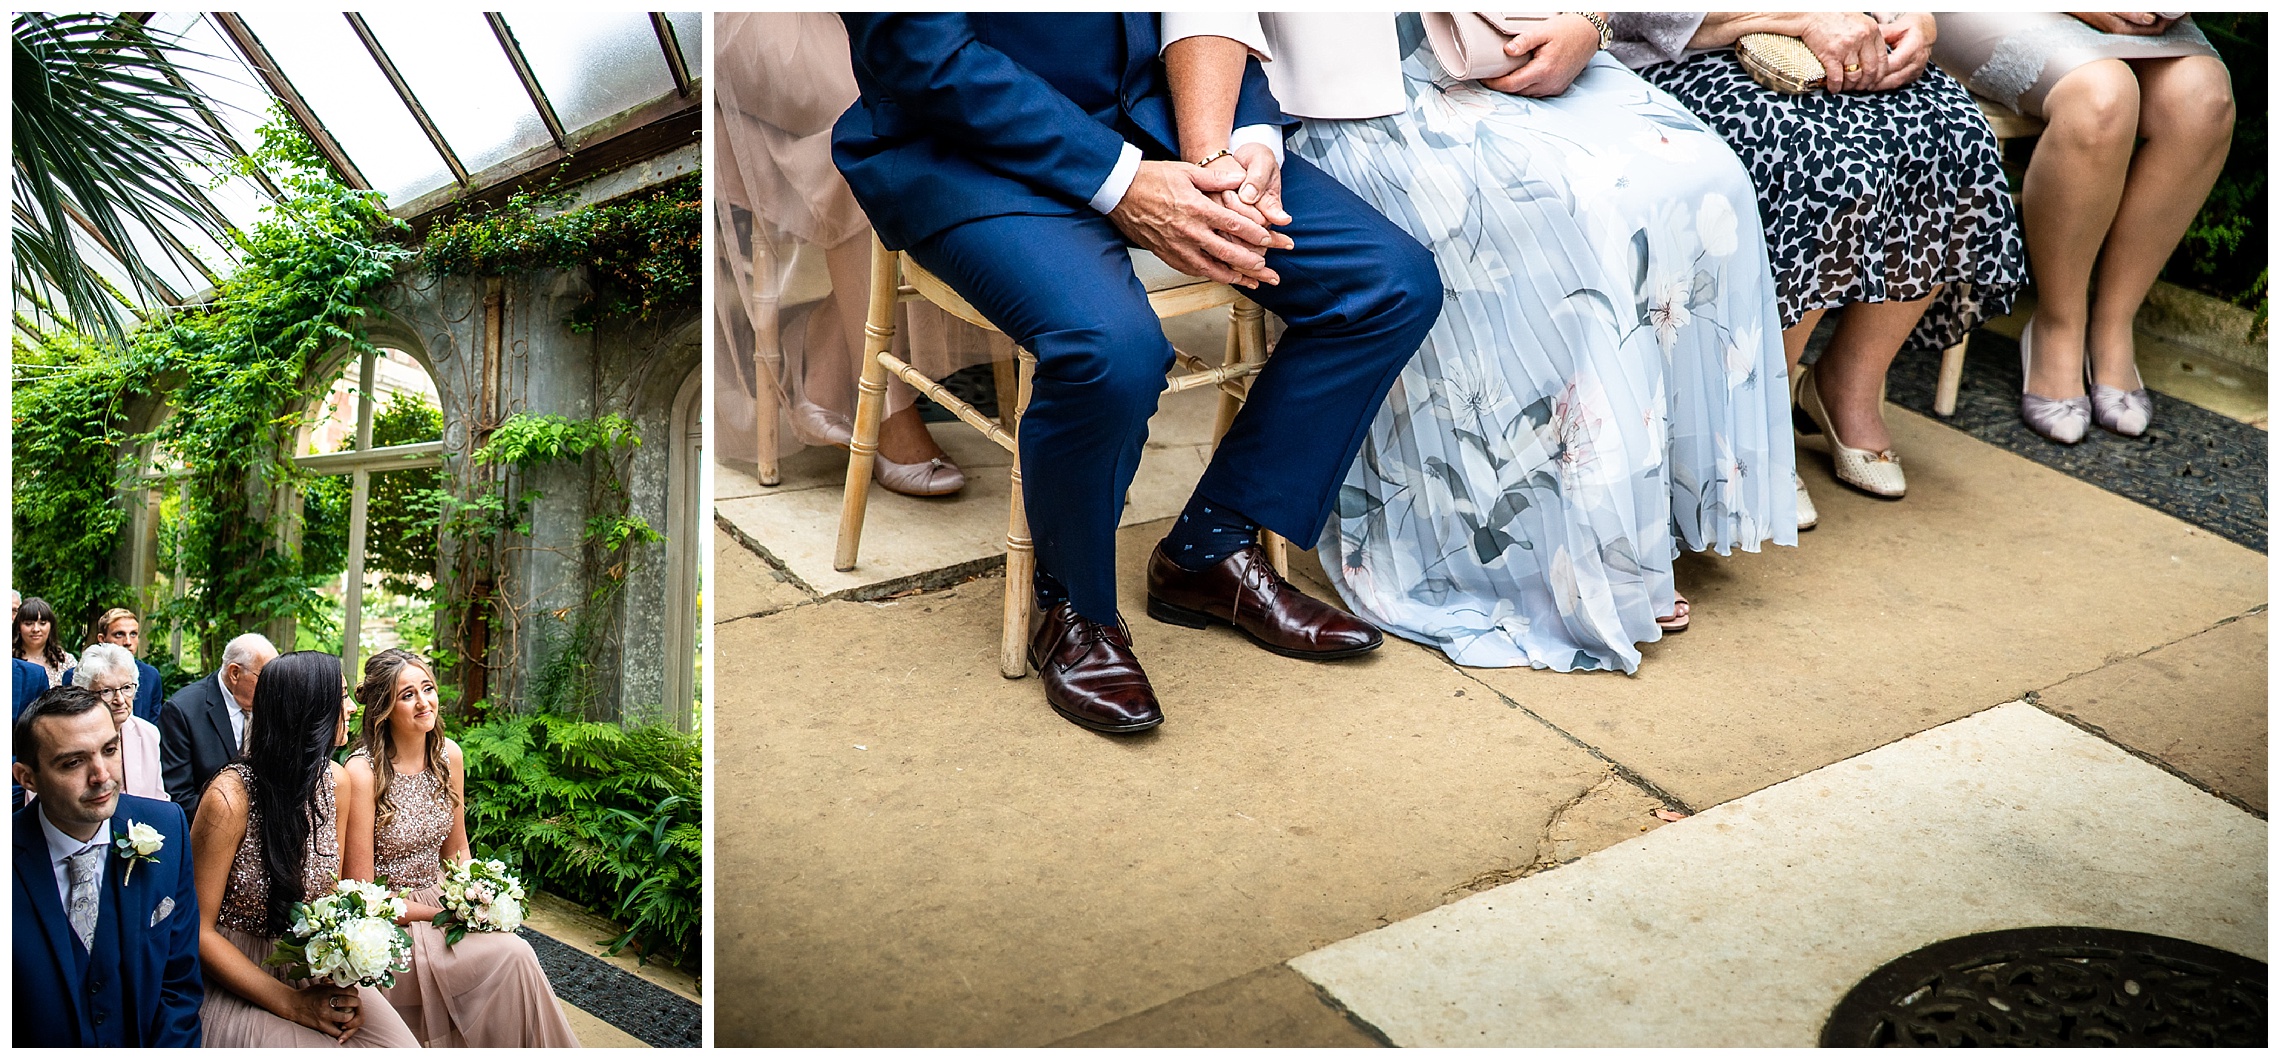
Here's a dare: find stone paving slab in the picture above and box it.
[716,387,1223,599]
[1288,703,2268,1047]
[1052,965,1382,1047]
[1467,405,2266,810]
[714,521,1646,1047]
[2035,608,2268,814]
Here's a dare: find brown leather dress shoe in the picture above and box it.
[1145,541,1384,660]
[1028,601,1164,734]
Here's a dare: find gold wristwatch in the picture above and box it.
[1192,149,1236,168]
[1565,11,1613,50]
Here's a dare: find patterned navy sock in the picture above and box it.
[1160,492,1259,571]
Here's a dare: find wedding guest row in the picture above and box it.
[14,647,575,1047]
[730,12,2234,731]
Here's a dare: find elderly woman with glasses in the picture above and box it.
[70,642,166,798]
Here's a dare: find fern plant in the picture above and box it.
[455,706,701,966]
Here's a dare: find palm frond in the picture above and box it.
[13,13,234,342]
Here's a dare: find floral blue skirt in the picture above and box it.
[1304,32,1796,673]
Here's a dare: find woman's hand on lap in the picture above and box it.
[1800,11,1885,93]
[2067,12,2174,36]
[289,984,361,1040]
[1480,14,1600,98]
[1868,13,1935,92]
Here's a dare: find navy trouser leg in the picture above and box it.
[905,155,1439,622]
[1198,154,1442,547]
[907,212,1173,624]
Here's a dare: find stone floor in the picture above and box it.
[712,320,2266,1047]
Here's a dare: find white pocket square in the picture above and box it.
[150,896,175,926]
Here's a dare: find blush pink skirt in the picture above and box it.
[378,885,581,1047]
[199,925,421,1048]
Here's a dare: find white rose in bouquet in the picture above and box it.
[266,880,414,988]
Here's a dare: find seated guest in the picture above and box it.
[834,13,1439,732]
[1933,13,2234,441]
[160,632,276,821]
[342,649,579,1046]
[13,685,203,1046]
[1611,13,2026,512]
[72,644,166,800]
[66,608,166,726]
[190,650,418,1047]
[11,591,48,809]
[15,596,76,689]
[11,590,48,713]
[1165,13,1795,671]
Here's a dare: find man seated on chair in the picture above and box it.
[834,14,1441,733]
[14,685,203,1045]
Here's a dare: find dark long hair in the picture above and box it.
[15,597,65,669]
[352,648,455,836]
[241,650,346,937]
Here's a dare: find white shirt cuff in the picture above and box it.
[1088,142,1144,214]
[1230,123,1284,166]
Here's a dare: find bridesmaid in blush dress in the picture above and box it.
[341,648,578,1048]
[189,650,421,1047]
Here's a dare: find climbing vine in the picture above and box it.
[418,175,698,331]
[444,412,659,722]
[12,108,407,660]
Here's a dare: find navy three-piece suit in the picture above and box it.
[14,795,203,1046]
[834,13,1440,620]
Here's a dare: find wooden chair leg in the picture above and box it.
[1934,334,1969,417]
[1262,530,1290,579]
[1000,348,1039,679]
[835,236,901,572]
[1210,305,1245,450]
[751,241,784,487]
[991,342,1020,437]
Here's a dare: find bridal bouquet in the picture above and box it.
[433,858,527,946]
[265,879,413,988]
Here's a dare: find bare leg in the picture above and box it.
[1806,294,1936,453]
[1781,307,1830,378]
[2087,55,2235,388]
[2020,60,2140,399]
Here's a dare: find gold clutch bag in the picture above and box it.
[1734,33,1824,94]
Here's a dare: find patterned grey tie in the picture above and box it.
[64,844,102,951]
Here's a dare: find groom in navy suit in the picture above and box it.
[836,14,1441,733]
[14,686,202,1046]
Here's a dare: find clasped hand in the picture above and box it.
[292,983,365,1041]
[1802,12,1935,94]
[1107,143,1292,289]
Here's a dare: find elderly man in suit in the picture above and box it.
[157,632,274,820]
[834,13,1440,734]
[14,685,203,1046]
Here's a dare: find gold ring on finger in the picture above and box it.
[1844,62,1861,72]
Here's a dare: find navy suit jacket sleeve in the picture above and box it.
[149,799,203,1046]
[840,13,1131,209]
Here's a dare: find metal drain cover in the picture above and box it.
[1821,927,2266,1047]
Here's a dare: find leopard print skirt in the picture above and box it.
[1637,51,2026,352]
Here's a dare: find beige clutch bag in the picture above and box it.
[1421,12,1554,81]
[1734,32,1825,94]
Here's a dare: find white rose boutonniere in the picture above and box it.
[113,820,164,885]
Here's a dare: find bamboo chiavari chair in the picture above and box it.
[833,234,1282,678]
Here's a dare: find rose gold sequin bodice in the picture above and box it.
[368,757,452,891]
[216,763,341,936]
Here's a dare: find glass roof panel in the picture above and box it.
[166,14,300,165]
[356,10,554,177]
[663,12,702,80]
[497,13,676,134]
[233,11,455,204]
